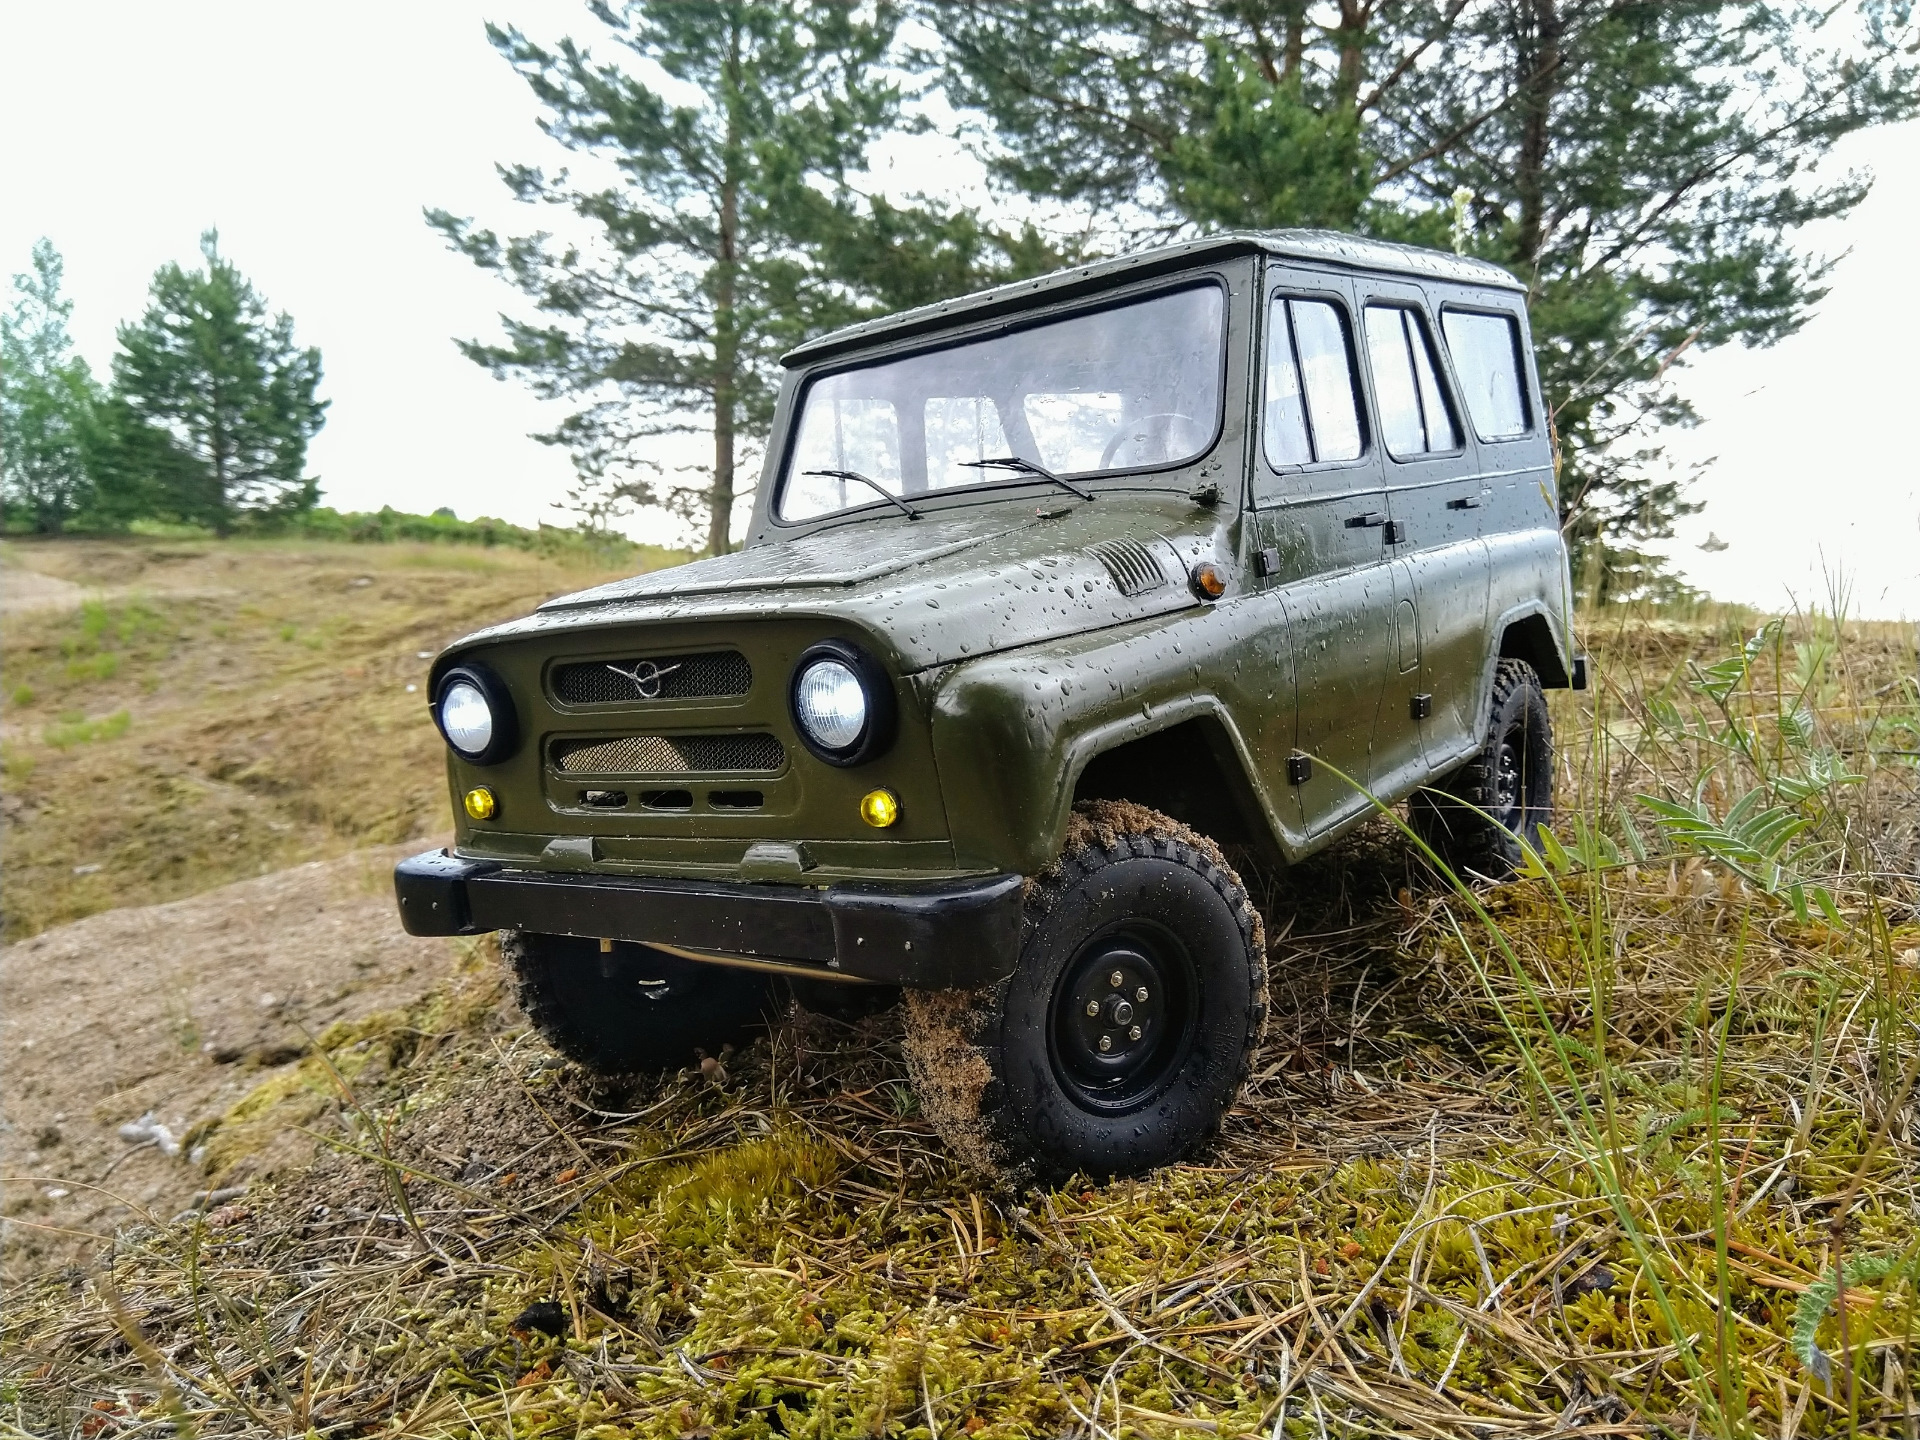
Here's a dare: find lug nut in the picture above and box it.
[1135,986,1149,1002]
[1098,1034,1113,1052]
[1085,1000,1101,1017]
[1109,970,1124,988]
[1129,1025,1143,1040]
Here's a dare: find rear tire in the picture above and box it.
[504,932,774,1074]
[902,801,1266,1186]
[1409,657,1554,879]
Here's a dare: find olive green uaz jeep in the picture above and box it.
[397,230,1582,1182]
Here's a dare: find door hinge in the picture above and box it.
[1384,520,1407,544]
[1446,495,1482,510]
[1287,753,1313,785]
[1410,692,1433,720]
[1254,546,1280,577]
[1345,511,1387,528]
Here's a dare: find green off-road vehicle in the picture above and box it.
[397,230,1582,1182]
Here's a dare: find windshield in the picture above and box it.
[777,284,1226,523]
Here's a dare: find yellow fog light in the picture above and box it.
[859,788,901,829]
[463,786,497,821]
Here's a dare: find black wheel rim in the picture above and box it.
[1048,924,1198,1114]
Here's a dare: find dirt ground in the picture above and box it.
[0,843,468,1281]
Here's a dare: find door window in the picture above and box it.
[1263,296,1364,468]
[1441,308,1531,439]
[1364,305,1459,459]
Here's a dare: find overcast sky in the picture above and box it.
[5,2,1916,618]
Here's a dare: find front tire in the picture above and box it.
[902,801,1266,1185]
[1409,657,1555,879]
[504,932,774,1074]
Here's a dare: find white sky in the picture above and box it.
[5,3,1916,618]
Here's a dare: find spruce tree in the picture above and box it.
[112,231,327,533]
[433,1,1058,555]
[928,1,1919,596]
[1,240,104,534]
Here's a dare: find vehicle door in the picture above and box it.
[1248,267,1397,839]
[1351,277,1488,790]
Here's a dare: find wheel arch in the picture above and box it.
[1068,712,1290,873]
[1495,605,1572,690]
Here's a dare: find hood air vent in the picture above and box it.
[1087,538,1168,597]
[552,650,751,706]
[552,733,784,776]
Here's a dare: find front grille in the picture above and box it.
[551,650,752,706]
[1088,538,1168,596]
[551,732,785,776]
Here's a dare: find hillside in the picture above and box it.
[2,539,1918,1438]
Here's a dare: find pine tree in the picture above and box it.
[433,1,1059,555]
[112,230,327,534]
[1,240,104,534]
[927,1,1919,596]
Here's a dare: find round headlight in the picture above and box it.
[440,680,494,757]
[789,640,896,766]
[432,663,518,765]
[794,659,867,751]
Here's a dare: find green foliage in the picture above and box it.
[0,240,111,534]
[110,229,327,534]
[42,708,130,749]
[927,1,1920,598]
[1792,1253,1912,1386]
[434,1,1065,554]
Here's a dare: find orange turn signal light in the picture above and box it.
[463,786,497,821]
[859,788,901,828]
[1190,560,1227,600]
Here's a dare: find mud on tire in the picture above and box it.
[504,931,774,1075]
[1409,657,1555,880]
[902,800,1267,1186]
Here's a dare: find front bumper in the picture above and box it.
[393,849,1024,989]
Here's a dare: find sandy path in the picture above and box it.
[1,845,461,1279]
[0,565,87,616]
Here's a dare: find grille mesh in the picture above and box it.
[1087,538,1168,596]
[552,733,785,776]
[551,650,752,706]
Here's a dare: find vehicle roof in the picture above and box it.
[784,228,1524,365]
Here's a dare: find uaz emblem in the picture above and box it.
[604,659,681,699]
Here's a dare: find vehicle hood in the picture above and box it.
[456,497,1222,672]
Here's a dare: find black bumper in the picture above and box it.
[393,849,1024,990]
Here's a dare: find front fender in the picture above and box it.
[928,599,1299,874]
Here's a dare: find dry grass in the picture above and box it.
[2,593,1917,1438]
[0,537,676,940]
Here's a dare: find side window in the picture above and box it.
[1364,305,1460,459]
[1441,308,1531,439]
[1263,296,1364,468]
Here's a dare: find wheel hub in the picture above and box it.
[1049,934,1193,1112]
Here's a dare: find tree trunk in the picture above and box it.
[1333,0,1372,110]
[706,23,744,558]
[1512,0,1562,268]
[1282,2,1306,83]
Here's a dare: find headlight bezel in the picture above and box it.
[433,662,519,766]
[789,639,895,767]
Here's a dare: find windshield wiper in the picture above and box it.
[958,455,1097,502]
[802,469,921,520]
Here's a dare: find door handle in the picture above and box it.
[1446,496,1481,510]
[1345,511,1387,528]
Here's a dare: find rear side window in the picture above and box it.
[1441,308,1532,439]
[1364,305,1459,459]
[1264,296,1364,467]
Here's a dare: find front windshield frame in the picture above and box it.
[769,275,1232,528]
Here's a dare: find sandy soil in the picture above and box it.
[0,564,87,616]
[0,844,459,1280]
